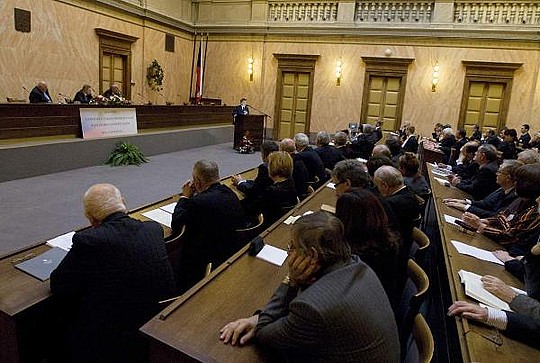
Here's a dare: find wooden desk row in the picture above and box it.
[140,183,338,362]
[427,167,540,362]
[0,167,257,363]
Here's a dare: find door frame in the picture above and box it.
[458,61,522,132]
[95,28,138,98]
[360,57,414,132]
[273,54,319,140]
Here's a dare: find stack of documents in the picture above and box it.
[451,240,503,265]
[142,208,172,228]
[458,270,526,311]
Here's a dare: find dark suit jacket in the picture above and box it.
[498,141,517,160]
[299,146,328,186]
[256,256,400,362]
[468,188,518,218]
[336,144,358,159]
[260,178,298,227]
[315,145,345,171]
[29,86,52,103]
[232,104,249,117]
[73,90,93,104]
[291,153,310,199]
[456,160,499,200]
[519,133,531,149]
[237,163,273,199]
[50,213,175,362]
[439,136,456,164]
[172,183,245,291]
[402,135,418,153]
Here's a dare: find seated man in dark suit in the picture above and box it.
[294,132,328,187]
[29,81,52,103]
[314,131,345,171]
[73,84,93,104]
[518,124,531,149]
[172,160,246,292]
[219,212,399,362]
[102,83,122,98]
[50,183,175,362]
[334,131,358,159]
[280,138,310,200]
[374,166,421,279]
[448,144,500,200]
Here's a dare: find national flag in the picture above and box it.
[195,40,203,103]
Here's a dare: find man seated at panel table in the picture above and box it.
[73,84,93,104]
[447,144,499,200]
[102,83,122,98]
[448,240,540,348]
[50,183,175,362]
[443,160,521,218]
[219,212,400,362]
[458,164,540,256]
[172,160,246,292]
[29,81,53,103]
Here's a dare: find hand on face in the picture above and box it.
[287,249,321,286]
[182,180,195,198]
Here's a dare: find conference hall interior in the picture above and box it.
[1,1,540,362]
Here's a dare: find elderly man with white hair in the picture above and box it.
[314,131,344,170]
[439,127,457,164]
[29,81,52,103]
[294,132,327,187]
[50,183,175,362]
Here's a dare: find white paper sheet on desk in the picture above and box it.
[434,177,450,186]
[159,202,176,214]
[256,244,288,266]
[458,270,526,311]
[444,214,462,226]
[451,240,504,265]
[321,204,336,214]
[46,231,75,251]
[327,182,336,189]
[142,208,172,228]
[284,211,314,225]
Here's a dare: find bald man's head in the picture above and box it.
[83,183,127,226]
[280,138,296,154]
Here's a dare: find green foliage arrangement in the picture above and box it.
[105,141,148,166]
[147,59,165,92]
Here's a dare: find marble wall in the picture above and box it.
[0,0,193,105]
[203,38,540,136]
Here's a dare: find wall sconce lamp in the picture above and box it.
[248,57,254,81]
[432,62,440,92]
[335,60,343,86]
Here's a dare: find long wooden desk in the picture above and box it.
[140,184,337,362]
[428,167,540,362]
[0,167,257,363]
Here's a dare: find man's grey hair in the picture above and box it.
[374,165,404,189]
[518,149,540,165]
[83,183,127,222]
[334,132,348,146]
[363,124,375,133]
[193,160,220,184]
[372,144,391,158]
[332,160,370,188]
[292,211,351,266]
[442,127,454,136]
[478,144,498,162]
[294,133,310,148]
[280,138,296,153]
[316,131,331,146]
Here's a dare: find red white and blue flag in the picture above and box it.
[195,39,203,103]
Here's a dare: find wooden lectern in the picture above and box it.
[233,114,265,151]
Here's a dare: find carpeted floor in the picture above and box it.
[0,143,260,256]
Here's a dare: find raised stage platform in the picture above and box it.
[0,125,234,182]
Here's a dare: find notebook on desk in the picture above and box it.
[15,247,67,281]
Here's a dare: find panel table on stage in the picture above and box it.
[140,184,337,362]
[427,166,540,362]
[0,167,257,363]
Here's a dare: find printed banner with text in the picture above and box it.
[80,108,138,139]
